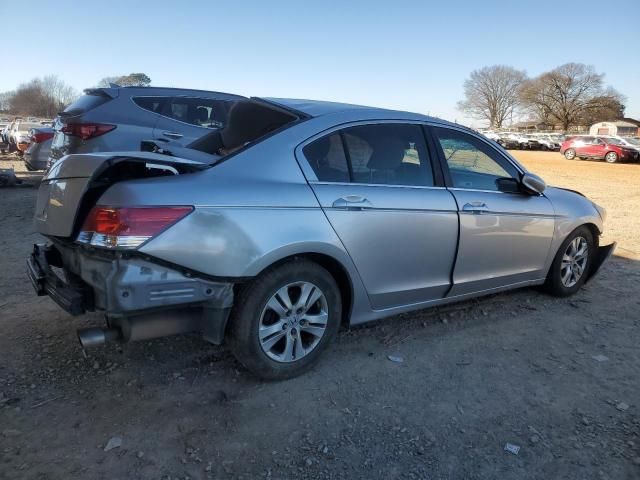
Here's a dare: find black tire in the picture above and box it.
[604,151,618,163]
[543,226,594,297]
[564,148,576,160]
[228,259,342,380]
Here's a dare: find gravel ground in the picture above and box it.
[0,152,639,480]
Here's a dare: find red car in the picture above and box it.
[560,136,640,163]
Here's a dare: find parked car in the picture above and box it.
[605,136,640,153]
[497,132,524,149]
[0,123,8,153]
[561,136,640,163]
[531,134,561,151]
[24,127,54,170]
[482,131,501,141]
[47,86,246,167]
[28,97,615,379]
[9,120,42,155]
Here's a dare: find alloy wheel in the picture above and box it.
[560,236,588,287]
[258,282,329,363]
[564,149,576,160]
[605,152,618,163]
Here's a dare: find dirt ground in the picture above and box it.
[1,151,639,480]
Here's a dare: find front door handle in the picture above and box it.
[332,196,373,210]
[462,201,489,213]
[163,131,184,139]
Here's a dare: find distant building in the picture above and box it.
[589,120,640,137]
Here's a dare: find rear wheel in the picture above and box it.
[543,226,593,297]
[564,148,576,160]
[228,259,341,380]
[604,151,618,163]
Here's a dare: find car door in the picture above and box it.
[298,122,459,310]
[430,126,555,297]
[153,96,236,145]
[589,137,607,159]
[575,137,599,158]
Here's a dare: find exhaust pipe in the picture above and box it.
[77,327,121,348]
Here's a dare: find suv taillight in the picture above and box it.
[31,132,54,143]
[61,123,116,140]
[77,206,193,249]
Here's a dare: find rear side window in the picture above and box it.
[303,124,434,187]
[303,133,350,183]
[343,124,434,187]
[133,96,167,114]
[163,97,234,129]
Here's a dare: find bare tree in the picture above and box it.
[457,65,527,128]
[0,91,14,112]
[519,63,624,131]
[7,76,78,117]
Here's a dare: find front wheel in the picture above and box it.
[604,151,618,163]
[228,259,341,380]
[564,148,576,160]
[543,226,594,297]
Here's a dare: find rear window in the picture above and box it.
[62,93,111,115]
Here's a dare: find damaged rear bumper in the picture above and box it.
[27,243,235,345]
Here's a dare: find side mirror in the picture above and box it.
[495,177,521,193]
[521,173,546,195]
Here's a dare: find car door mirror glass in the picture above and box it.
[521,173,546,194]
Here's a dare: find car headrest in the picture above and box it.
[366,138,407,170]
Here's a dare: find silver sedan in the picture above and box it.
[28,97,615,379]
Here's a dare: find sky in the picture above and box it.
[2,0,639,127]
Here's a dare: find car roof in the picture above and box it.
[261,97,460,127]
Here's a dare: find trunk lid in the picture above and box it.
[34,151,213,238]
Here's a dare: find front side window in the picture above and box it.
[164,97,234,129]
[433,127,518,191]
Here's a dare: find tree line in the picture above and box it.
[458,63,625,131]
[0,73,151,117]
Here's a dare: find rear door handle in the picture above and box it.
[332,196,373,210]
[462,202,489,213]
[163,131,183,139]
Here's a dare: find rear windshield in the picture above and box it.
[62,93,111,116]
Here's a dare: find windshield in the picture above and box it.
[604,137,623,145]
[626,138,640,146]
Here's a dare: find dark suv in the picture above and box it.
[48,86,245,166]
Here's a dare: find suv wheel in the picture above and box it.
[228,259,341,380]
[604,151,618,163]
[564,148,576,160]
[543,226,593,297]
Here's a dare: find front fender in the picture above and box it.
[543,186,604,272]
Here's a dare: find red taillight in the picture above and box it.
[78,206,193,249]
[61,123,116,140]
[31,132,54,143]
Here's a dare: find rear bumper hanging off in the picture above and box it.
[27,243,235,345]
